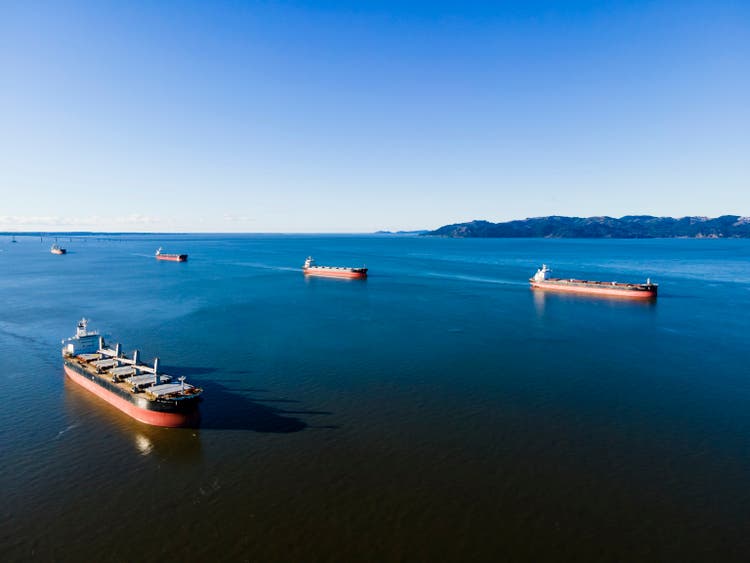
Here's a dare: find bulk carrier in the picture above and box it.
[155,247,188,262]
[530,265,657,299]
[302,256,367,279]
[62,320,202,427]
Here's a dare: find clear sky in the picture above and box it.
[1,0,748,232]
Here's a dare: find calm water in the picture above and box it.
[2,235,750,561]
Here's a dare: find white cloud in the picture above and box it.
[0,214,161,230]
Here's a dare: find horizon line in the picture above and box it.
[2,214,748,237]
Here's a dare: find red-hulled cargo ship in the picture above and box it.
[155,247,187,262]
[302,256,367,279]
[530,265,657,299]
[62,320,202,427]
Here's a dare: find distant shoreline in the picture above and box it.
[425,215,750,239]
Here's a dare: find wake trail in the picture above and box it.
[424,272,527,286]
[233,262,300,272]
[55,423,79,440]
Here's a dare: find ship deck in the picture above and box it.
[307,266,366,271]
[543,277,655,290]
[65,353,198,403]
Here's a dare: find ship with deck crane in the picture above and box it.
[302,256,368,279]
[62,319,202,427]
[529,264,657,299]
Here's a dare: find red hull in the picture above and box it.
[64,366,198,427]
[303,267,367,279]
[156,254,187,262]
[530,282,656,299]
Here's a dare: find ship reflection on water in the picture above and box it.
[532,286,658,317]
[533,288,546,317]
[303,274,368,286]
[134,433,153,455]
[128,425,203,462]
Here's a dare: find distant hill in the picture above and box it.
[427,216,750,238]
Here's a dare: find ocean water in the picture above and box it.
[2,235,750,561]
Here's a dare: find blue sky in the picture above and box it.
[1,0,748,232]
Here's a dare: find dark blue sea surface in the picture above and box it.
[2,235,750,561]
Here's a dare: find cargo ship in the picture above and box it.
[302,256,368,279]
[50,244,66,255]
[62,319,202,427]
[530,264,657,299]
[155,247,187,262]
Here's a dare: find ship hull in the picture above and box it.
[156,254,187,262]
[51,249,66,255]
[303,267,367,279]
[64,363,199,427]
[530,281,657,299]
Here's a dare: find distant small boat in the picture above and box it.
[11,235,17,243]
[302,256,367,279]
[529,264,657,299]
[51,244,66,255]
[155,247,187,262]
